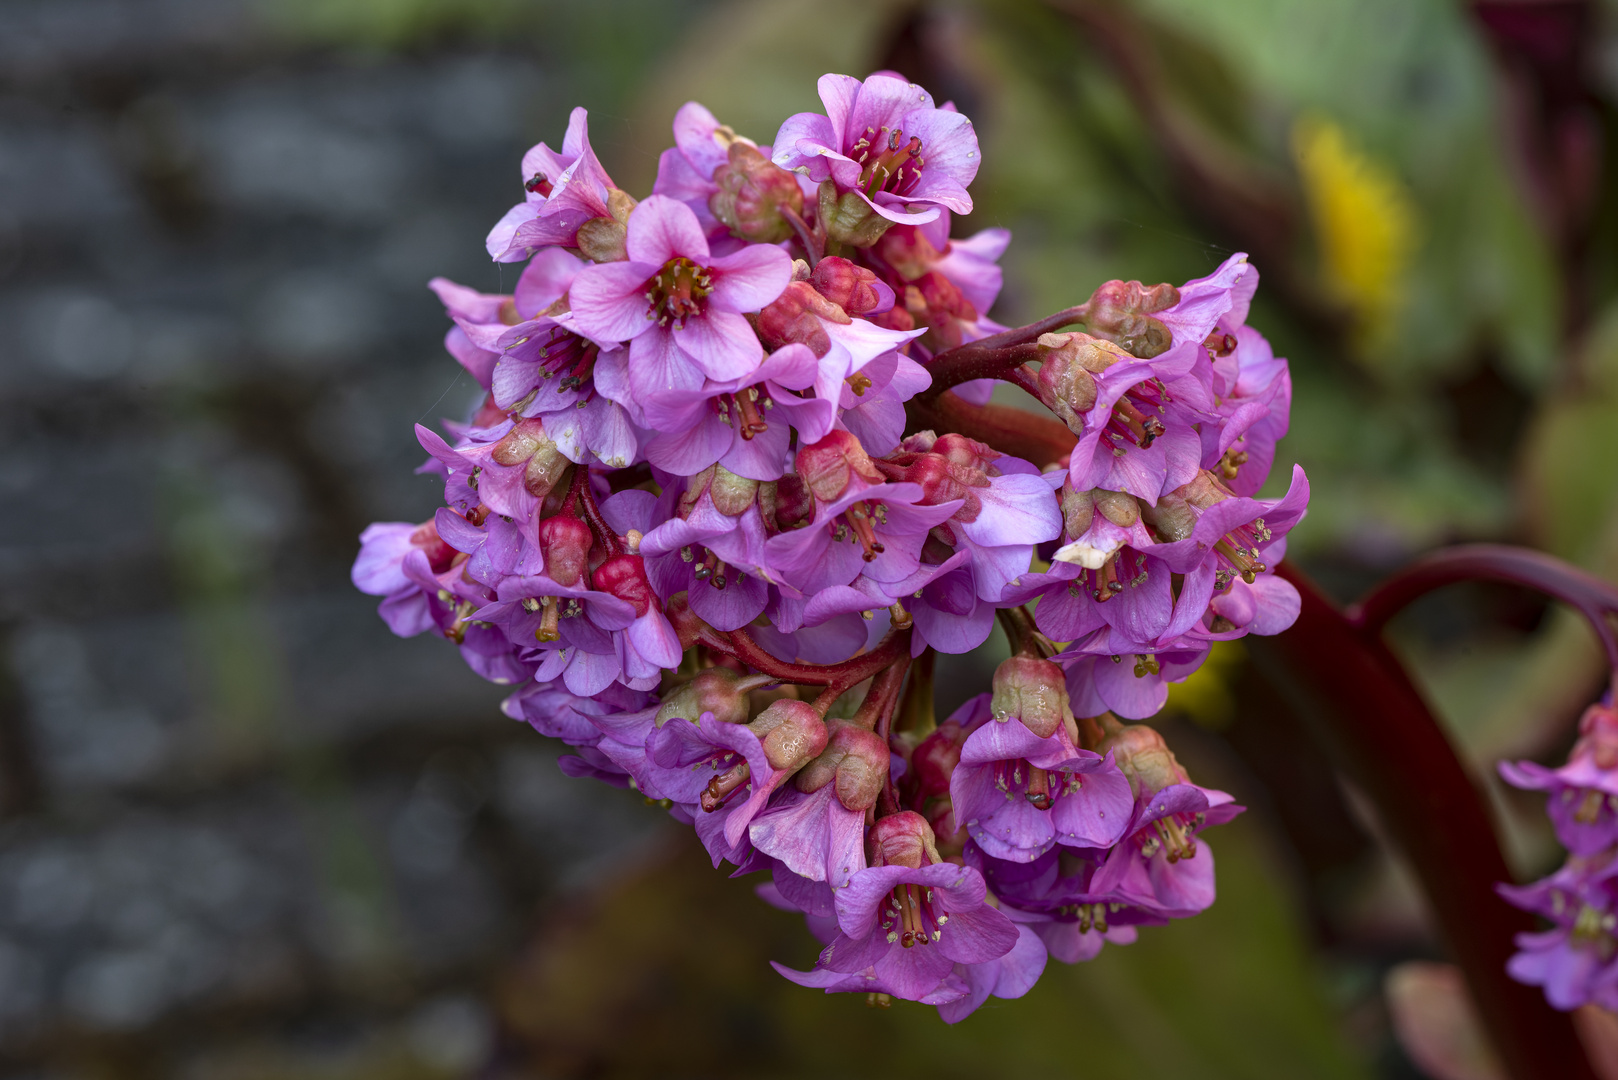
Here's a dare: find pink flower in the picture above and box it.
[570,195,792,402]
[487,107,620,261]
[773,73,980,226]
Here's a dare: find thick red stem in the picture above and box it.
[696,624,910,698]
[1349,543,1618,672]
[906,390,1076,469]
[919,341,1046,399]
[1250,562,1595,1080]
[569,467,623,557]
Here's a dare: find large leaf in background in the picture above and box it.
[496,819,1368,1079]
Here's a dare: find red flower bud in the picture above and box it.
[795,431,883,503]
[1094,713,1192,800]
[709,142,804,244]
[656,667,756,728]
[1085,279,1180,359]
[770,473,814,532]
[991,655,1073,740]
[748,699,829,772]
[409,520,458,574]
[756,281,850,357]
[909,719,965,801]
[867,811,940,869]
[810,256,886,314]
[591,554,657,617]
[536,513,593,587]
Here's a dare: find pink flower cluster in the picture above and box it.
[353,73,1303,1018]
[1499,696,1618,1010]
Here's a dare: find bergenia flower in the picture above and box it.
[487,107,620,261]
[773,73,980,228]
[1501,697,1618,856]
[571,195,792,401]
[1499,855,1618,1011]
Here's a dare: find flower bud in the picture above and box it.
[1085,279,1180,359]
[591,554,657,617]
[756,281,850,357]
[796,430,882,502]
[810,256,888,314]
[908,719,965,801]
[747,699,829,772]
[770,473,814,531]
[1573,700,1618,770]
[1059,480,1094,541]
[709,141,804,244]
[868,811,940,869]
[656,667,754,728]
[663,592,704,650]
[1094,713,1192,800]
[679,464,760,520]
[491,417,572,498]
[573,187,638,263]
[1095,488,1140,527]
[793,723,889,812]
[1140,489,1196,542]
[872,224,941,281]
[818,179,891,247]
[536,513,593,587]
[991,655,1072,739]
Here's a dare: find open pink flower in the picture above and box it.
[571,195,792,403]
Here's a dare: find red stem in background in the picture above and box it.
[1251,562,1596,1080]
[906,390,1076,469]
[1350,543,1618,673]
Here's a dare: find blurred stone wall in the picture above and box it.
[0,2,705,1074]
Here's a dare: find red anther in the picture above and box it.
[591,554,657,617]
[1202,330,1238,357]
[796,430,883,502]
[756,281,849,356]
[810,256,886,314]
[537,513,593,587]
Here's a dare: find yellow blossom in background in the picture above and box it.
[1292,116,1419,354]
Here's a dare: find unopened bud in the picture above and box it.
[756,281,849,357]
[574,188,637,263]
[1574,700,1618,770]
[872,224,941,281]
[1059,481,1094,541]
[536,513,593,587]
[1095,488,1140,527]
[679,464,759,519]
[909,720,965,800]
[796,430,882,502]
[867,811,940,868]
[748,699,829,772]
[491,418,572,498]
[1085,279,1179,359]
[656,668,755,728]
[591,554,657,617]
[1140,489,1196,542]
[771,473,814,531]
[1035,334,1099,432]
[793,723,889,813]
[810,256,888,314]
[991,655,1072,739]
[1094,713,1192,800]
[710,142,804,244]
[818,179,891,247]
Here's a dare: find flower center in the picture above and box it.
[830,502,887,561]
[1213,519,1270,588]
[1066,547,1150,604]
[700,753,750,812]
[643,256,712,328]
[880,882,947,948]
[852,126,925,196]
[1105,379,1169,449]
[714,385,772,439]
[1136,811,1203,863]
[992,759,1085,810]
[1572,902,1618,960]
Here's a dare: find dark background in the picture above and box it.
[1,0,1615,1076]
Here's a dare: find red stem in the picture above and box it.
[1349,543,1618,672]
[918,341,1046,400]
[1253,562,1596,1080]
[906,390,1076,469]
[696,623,910,698]
[570,466,623,557]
